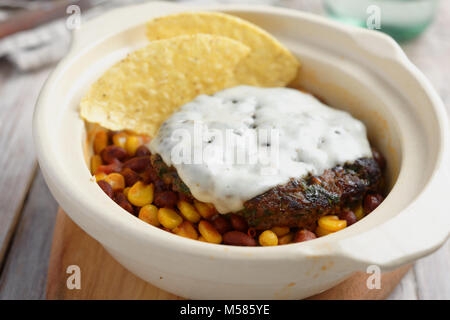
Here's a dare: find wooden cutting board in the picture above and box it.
[46,209,410,300]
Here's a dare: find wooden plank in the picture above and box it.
[402,0,450,113]
[387,268,418,300]
[308,265,411,300]
[414,241,450,299]
[47,210,409,300]
[0,170,58,299]
[0,63,51,265]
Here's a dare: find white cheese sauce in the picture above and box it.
[149,86,372,213]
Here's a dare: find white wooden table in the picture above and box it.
[0,0,448,299]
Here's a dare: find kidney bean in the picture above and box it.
[140,170,151,184]
[212,216,232,234]
[123,156,151,172]
[363,193,384,214]
[96,158,123,174]
[101,145,127,164]
[154,191,178,208]
[140,167,159,185]
[371,147,386,170]
[154,179,168,192]
[293,229,316,243]
[223,231,257,246]
[113,192,134,214]
[135,145,151,157]
[230,214,248,232]
[339,210,357,226]
[97,180,113,198]
[247,227,257,238]
[121,167,141,187]
[178,192,192,202]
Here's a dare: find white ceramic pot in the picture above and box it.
[33,1,450,299]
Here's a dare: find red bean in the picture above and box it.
[230,214,248,232]
[113,192,134,214]
[212,216,232,234]
[363,193,384,214]
[121,167,141,187]
[247,228,257,238]
[123,156,151,172]
[293,229,316,243]
[101,145,127,164]
[178,192,192,202]
[140,167,159,185]
[96,158,123,174]
[97,180,113,198]
[339,210,357,226]
[154,191,178,208]
[223,231,257,246]
[154,179,168,192]
[140,170,151,185]
[135,145,151,157]
[148,167,160,180]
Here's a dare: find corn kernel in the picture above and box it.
[139,204,160,227]
[124,129,136,135]
[93,130,108,154]
[104,173,125,191]
[90,155,103,174]
[177,201,201,223]
[125,135,141,156]
[354,204,365,220]
[259,230,278,246]
[112,132,128,148]
[128,181,154,207]
[315,226,333,237]
[173,221,198,240]
[271,226,290,237]
[278,232,294,245]
[95,172,107,181]
[198,236,207,242]
[193,200,216,219]
[198,220,222,244]
[158,207,183,229]
[123,187,130,197]
[318,215,347,232]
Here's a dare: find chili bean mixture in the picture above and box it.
[90,129,385,246]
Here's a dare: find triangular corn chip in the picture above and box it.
[80,34,250,136]
[146,12,300,87]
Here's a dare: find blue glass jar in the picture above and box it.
[324,0,439,41]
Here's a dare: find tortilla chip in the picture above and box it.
[146,12,300,87]
[80,34,250,136]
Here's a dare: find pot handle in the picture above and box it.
[337,162,450,271]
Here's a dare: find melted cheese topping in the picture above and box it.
[149,86,372,213]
